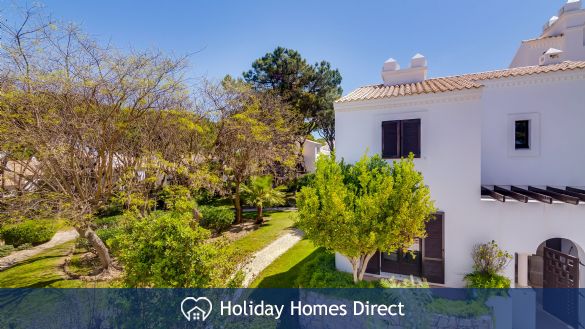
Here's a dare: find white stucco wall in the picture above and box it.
[481,71,585,186]
[335,89,483,287]
[303,140,323,173]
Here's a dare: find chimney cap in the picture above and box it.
[539,48,564,66]
[383,58,400,71]
[410,53,427,68]
[544,47,563,55]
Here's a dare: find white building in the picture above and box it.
[334,0,585,302]
[302,140,331,173]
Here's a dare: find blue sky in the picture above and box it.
[22,1,566,93]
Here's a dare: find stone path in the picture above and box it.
[0,229,79,271]
[242,228,304,287]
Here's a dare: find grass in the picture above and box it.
[227,210,296,257]
[0,241,111,288]
[251,239,380,288]
[250,239,320,288]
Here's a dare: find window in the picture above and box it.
[515,120,530,149]
[508,113,540,157]
[382,119,421,158]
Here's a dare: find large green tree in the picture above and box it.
[243,47,342,153]
[297,153,436,282]
[205,78,297,224]
[0,7,210,273]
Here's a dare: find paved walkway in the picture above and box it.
[0,229,79,271]
[242,228,304,287]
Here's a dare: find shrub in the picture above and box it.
[199,205,233,232]
[464,272,511,288]
[93,214,127,254]
[287,173,315,192]
[0,244,32,257]
[159,185,195,213]
[114,211,240,287]
[470,240,512,275]
[0,220,57,247]
[0,245,14,257]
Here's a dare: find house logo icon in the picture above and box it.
[181,297,213,321]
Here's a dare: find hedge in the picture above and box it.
[0,220,57,247]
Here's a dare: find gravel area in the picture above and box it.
[0,229,79,271]
[242,228,304,287]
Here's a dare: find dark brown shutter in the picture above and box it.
[422,213,444,284]
[382,121,400,158]
[366,251,380,275]
[401,119,421,158]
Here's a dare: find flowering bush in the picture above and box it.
[470,240,512,275]
[464,240,512,289]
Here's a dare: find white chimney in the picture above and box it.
[381,54,428,86]
[539,48,564,65]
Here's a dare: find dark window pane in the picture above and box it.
[401,119,421,157]
[382,121,400,158]
[383,251,399,262]
[515,120,530,149]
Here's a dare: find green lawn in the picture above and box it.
[250,239,321,288]
[0,241,111,288]
[227,210,296,257]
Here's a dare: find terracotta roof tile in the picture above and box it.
[336,61,585,103]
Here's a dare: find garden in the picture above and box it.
[0,5,514,294]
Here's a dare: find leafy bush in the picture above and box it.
[199,205,234,232]
[464,272,511,288]
[470,240,512,275]
[93,214,127,254]
[159,185,195,213]
[464,240,512,289]
[115,211,241,287]
[0,244,15,257]
[287,173,315,192]
[0,220,57,247]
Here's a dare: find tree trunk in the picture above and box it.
[77,227,113,271]
[350,257,359,283]
[357,252,375,282]
[255,206,263,224]
[233,182,242,224]
[193,207,201,222]
[349,253,375,283]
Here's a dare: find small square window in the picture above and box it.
[515,120,530,149]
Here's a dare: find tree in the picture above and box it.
[0,6,202,274]
[243,47,342,156]
[203,78,296,224]
[241,175,286,224]
[297,153,435,282]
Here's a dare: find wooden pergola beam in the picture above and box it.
[510,186,553,204]
[547,186,585,202]
[481,186,505,202]
[567,186,585,195]
[529,186,579,205]
[493,185,528,203]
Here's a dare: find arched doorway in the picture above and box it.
[530,238,582,329]
[531,238,580,288]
